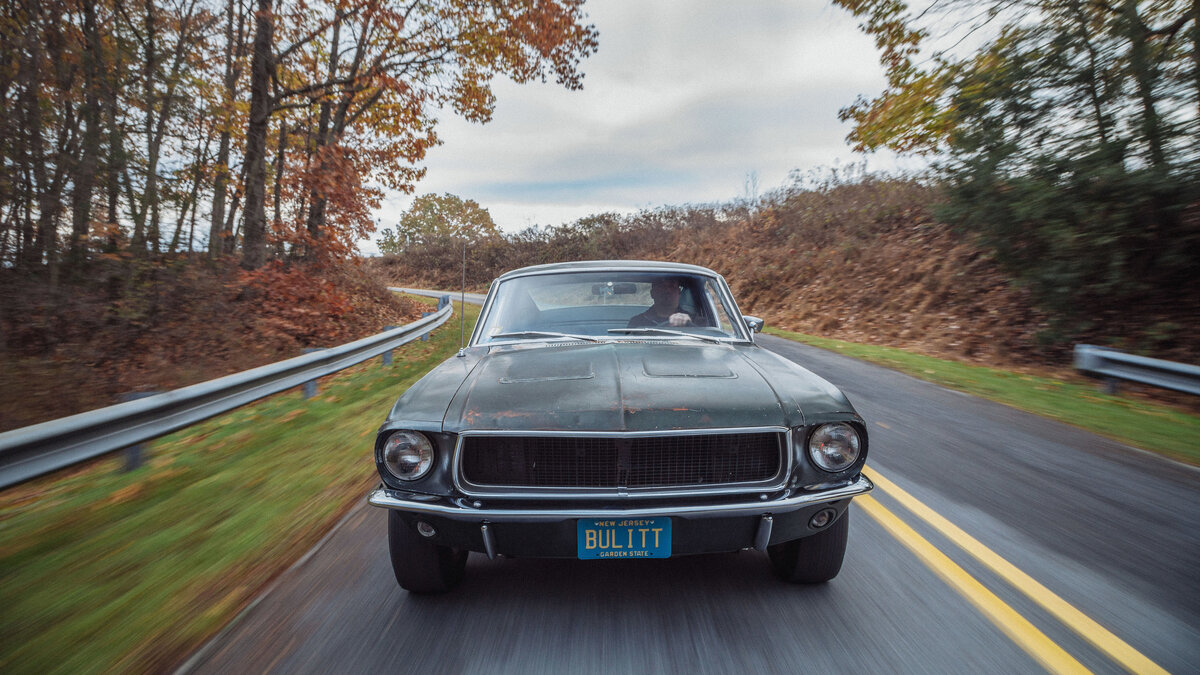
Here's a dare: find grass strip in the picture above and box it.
[764,327,1199,465]
[0,297,478,674]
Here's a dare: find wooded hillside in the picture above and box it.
[372,175,1200,371]
[0,259,424,432]
[0,1,598,430]
[3,1,1196,431]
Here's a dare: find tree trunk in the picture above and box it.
[23,23,65,280]
[210,131,232,255]
[302,9,344,252]
[143,0,199,257]
[18,24,43,269]
[170,146,209,254]
[272,121,287,236]
[1068,0,1112,146]
[240,0,273,270]
[102,24,125,255]
[209,0,242,258]
[130,1,158,254]
[1123,0,1167,170]
[223,159,247,253]
[68,1,102,272]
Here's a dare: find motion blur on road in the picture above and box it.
[184,333,1199,675]
[3,0,1196,671]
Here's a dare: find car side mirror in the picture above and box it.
[743,316,764,334]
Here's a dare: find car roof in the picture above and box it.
[496,260,721,281]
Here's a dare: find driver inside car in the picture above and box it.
[627,278,695,327]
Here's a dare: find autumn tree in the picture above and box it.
[3,0,82,277]
[237,0,599,269]
[0,0,597,277]
[378,193,499,254]
[125,1,217,257]
[0,0,230,275]
[207,0,250,258]
[837,0,1199,316]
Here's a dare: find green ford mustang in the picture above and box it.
[369,261,873,593]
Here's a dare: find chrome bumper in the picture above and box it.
[368,474,873,522]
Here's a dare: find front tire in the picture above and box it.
[768,509,850,584]
[388,511,468,593]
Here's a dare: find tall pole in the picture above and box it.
[460,242,466,348]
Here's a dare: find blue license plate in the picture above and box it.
[577,517,671,559]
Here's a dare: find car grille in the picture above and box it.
[459,432,784,490]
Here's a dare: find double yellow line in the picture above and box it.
[859,467,1168,675]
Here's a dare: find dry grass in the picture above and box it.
[373,176,1200,375]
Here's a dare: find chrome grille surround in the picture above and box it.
[453,427,791,499]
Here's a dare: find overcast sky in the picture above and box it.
[367,0,915,250]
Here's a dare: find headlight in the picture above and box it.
[382,431,434,481]
[807,423,862,472]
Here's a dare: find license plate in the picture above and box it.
[577,517,671,559]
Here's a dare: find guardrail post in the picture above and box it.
[381,327,396,365]
[302,348,326,398]
[118,391,159,472]
[429,295,451,342]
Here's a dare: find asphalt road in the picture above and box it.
[182,333,1199,674]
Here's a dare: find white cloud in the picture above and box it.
[366,0,906,243]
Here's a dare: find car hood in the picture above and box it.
[397,341,853,433]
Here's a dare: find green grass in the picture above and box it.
[764,326,1200,464]
[4,306,1191,672]
[0,297,479,674]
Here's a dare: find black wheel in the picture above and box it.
[388,511,468,594]
[768,509,850,584]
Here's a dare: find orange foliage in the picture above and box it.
[238,261,355,328]
[267,142,382,261]
[0,258,424,432]
[237,0,599,269]
[375,177,1199,370]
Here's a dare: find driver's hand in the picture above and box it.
[668,313,691,327]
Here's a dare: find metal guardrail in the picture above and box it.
[0,298,453,490]
[1074,344,1200,396]
[388,287,488,305]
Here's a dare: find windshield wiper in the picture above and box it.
[607,328,722,343]
[490,331,600,343]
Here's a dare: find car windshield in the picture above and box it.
[474,271,747,344]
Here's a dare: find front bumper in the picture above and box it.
[368,474,873,558]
